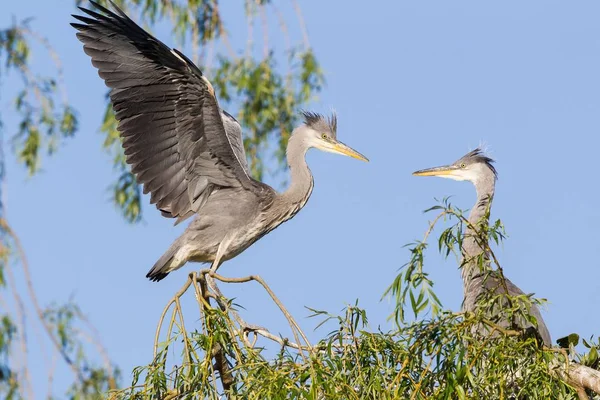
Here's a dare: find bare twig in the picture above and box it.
[2,252,33,399]
[206,271,312,351]
[18,27,69,105]
[245,0,255,59]
[206,36,216,73]
[1,219,84,384]
[259,2,269,59]
[270,3,291,56]
[78,312,117,390]
[152,266,314,395]
[153,277,192,358]
[423,211,448,243]
[46,352,57,400]
[189,9,201,66]
[290,0,310,49]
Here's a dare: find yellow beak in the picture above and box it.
[412,165,457,177]
[330,141,369,162]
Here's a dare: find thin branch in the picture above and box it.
[206,271,312,351]
[423,211,448,243]
[77,312,117,390]
[18,27,69,105]
[153,277,192,358]
[189,9,201,66]
[201,273,308,352]
[206,35,216,73]
[259,2,269,59]
[46,352,57,400]
[152,267,315,394]
[290,0,310,49]
[270,3,291,56]
[2,252,32,400]
[2,219,84,381]
[209,0,236,60]
[448,208,511,296]
[479,318,522,337]
[245,0,255,59]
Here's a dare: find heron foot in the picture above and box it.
[240,322,268,333]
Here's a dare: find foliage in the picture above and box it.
[1,9,115,399]
[44,302,120,398]
[0,21,78,175]
[0,1,324,397]
[2,2,599,400]
[0,216,118,399]
[109,200,599,399]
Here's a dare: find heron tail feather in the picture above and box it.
[146,241,185,282]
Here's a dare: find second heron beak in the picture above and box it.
[327,141,369,162]
[412,165,457,177]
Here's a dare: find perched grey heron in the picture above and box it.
[72,1,368,281]
[413,148,551,347]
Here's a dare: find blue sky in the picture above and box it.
[3,0,600,397]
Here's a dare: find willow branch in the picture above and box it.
[245,0,255,59]
[259,2,269,59]
[290,0,310,49]
[205,271,312,351]
[211,343,234,392]
[153,277,192,358]
[209,1,236,59]
[18,27,69,105]
[551,359,600,398]
[201,274,307,352]
[0,219,84,383]
[270,3,291,56]
[2,263,31,399]
[450,209,511,295]
[77,312,117,390]
[195,273,234,394]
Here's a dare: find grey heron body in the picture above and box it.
[413,149,551,347]
[72,1,367,281]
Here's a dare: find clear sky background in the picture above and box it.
[3,0,600,397]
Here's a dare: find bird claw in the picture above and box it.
[240,323,266,347]
[241,322,267,332]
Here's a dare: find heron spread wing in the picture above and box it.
[72,1,253,223]
[221,110,250,172]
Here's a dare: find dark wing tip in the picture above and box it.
[146,271,169,282]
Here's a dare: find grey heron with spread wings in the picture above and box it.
[72,1,368,282]
[413,149,551,347]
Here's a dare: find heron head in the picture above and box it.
[412,148,497,183]
[300,111,368,162]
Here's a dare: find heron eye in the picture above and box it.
[460,163,466,168]
[321,133,328,140]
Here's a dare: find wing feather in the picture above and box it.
[72,0,255,223]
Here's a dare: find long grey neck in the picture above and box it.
[461,174,496,284]
[276,131,314,221]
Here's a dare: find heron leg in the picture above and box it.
[204,234,235,308]
[209,234,234,273]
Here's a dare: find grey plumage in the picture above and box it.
[413,148,551,347]
[302,111,337,134]
[72,1,368,282]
